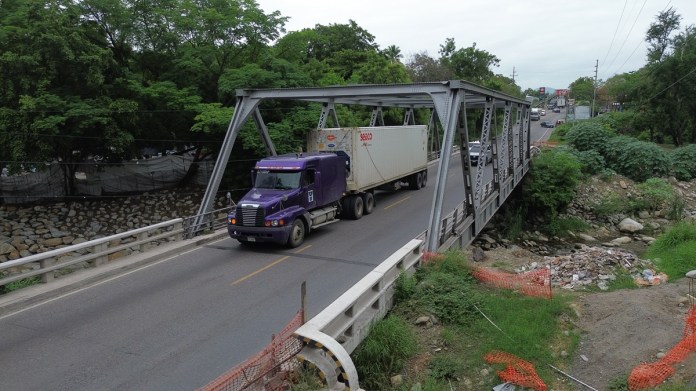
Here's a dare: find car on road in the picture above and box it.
[540,121,555,128]
[541,109,546,116]
[553,107,561,113]
[468,141,492,166]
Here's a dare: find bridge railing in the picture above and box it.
[0,219,184,288]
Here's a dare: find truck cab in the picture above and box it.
[227,153,346,247]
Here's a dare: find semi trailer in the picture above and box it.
[227,125,429,247]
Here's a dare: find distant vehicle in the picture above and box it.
[541,109,546,116]
[540,121,555,128]
[530,108,540,121]
[553,107,561,113]
[468,141,492,166]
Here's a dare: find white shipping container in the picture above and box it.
[308,125,428,192]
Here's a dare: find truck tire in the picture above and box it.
[362,192,375,215]
[421,170,427,187]
[349,195,364,220]
[287,219,306,248]
[409,172,423,190]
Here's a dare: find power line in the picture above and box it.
[601,0,629,67]
[649,66,696,100]
[604,0,649,73]
[609,0,675,77]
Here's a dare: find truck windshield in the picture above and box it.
[255,170,301,190]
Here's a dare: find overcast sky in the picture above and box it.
[256,0,696,92]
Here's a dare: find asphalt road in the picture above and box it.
[0,121,555,390]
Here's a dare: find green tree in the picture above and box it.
[438,38,499,83]
[405,51,453,82]
[522,148,583,217]
[0,0,128,194]
[351,52,411,84]
[382,45,402,63]
[569,76,595,103]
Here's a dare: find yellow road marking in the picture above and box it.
[384,196,411,210]
[231,245,312,286]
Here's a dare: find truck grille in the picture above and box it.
[236,205,265,227]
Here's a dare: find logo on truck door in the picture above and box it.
[308,190,314,203]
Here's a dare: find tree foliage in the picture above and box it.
[522,148,583,217]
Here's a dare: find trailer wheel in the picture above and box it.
[349,195,364,220]
[287,219,306,248]
[339,198,351,218]
[362,192,375,215]
[409,172,423,190]
[421,170,427,187]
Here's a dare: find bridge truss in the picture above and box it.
[193,80,531,252]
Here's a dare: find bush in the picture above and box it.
[636,178,674,211]
[603,136,671,182]
[671,144,696,181]
[549,122,573,141]
[352,316,418,390]
[522,148,583,217]
[572,149,606,175]
[565,122,615,153]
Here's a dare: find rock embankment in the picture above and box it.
[0,190,229,263]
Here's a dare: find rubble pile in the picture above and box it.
[515,245,657,291]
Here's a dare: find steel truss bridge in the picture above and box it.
[193,80,531,252]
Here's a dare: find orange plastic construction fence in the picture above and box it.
[197,310,304,391]
[628,306,696,390]
[473,266,552,299]
[484,350,547,391]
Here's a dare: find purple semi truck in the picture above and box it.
[227,125,428,247]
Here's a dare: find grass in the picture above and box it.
[354,251,577,390]
[645,221,696,280]
[352,315,419,390]
[0,276,41,294]
[542,216,590,237]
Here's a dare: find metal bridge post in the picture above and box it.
[369,106,385,127]
[317,101,339,129]
[426,89,463,252]
[192,95,260,234]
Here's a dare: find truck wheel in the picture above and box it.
[287,219,306,248]
[421,170,427,187]
[362,192,375,215]
[349,195,364,220]
[409,172,423,190]
[340,198,351,218]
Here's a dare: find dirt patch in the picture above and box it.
[570,279,695,389]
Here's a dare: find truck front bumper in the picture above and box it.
[227,224,292,244]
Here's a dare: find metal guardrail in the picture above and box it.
[0,204,232,288]
[182,206,232,239]
[0,219,184,288]
[293,239,424,390]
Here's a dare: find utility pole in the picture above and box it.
[511,67,517,83]
[591,59,598,117]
